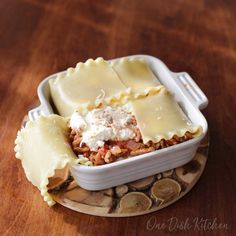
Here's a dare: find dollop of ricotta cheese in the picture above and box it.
[70,112,87,131]
[70,106,136,151]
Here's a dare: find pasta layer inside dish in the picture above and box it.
[49,57,162,116]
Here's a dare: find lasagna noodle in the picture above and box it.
[130,88,200,144]
[111,58,161,94]
[14,115,77,206]
[49,58,128,116]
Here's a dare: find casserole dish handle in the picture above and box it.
[171,72,208,110]
[28,104,50,121]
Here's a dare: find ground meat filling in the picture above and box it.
[69,117,193,165]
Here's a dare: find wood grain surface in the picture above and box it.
[0,0,236,235]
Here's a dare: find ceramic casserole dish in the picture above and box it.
[28,55,208,191]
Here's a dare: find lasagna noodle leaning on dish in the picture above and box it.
[14,115,77,206]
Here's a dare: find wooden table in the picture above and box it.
[1,0,235,235]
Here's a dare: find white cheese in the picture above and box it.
[70,112,87,131]
[70,106,136,151]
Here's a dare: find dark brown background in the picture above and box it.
[0,0,235,235]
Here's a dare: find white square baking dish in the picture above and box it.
[29,55,208,191]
